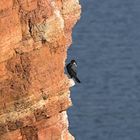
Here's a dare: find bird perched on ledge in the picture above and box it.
[66,60,81,83]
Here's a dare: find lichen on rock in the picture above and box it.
[0,0,81,139]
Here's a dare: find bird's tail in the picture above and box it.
[74,76,81,83]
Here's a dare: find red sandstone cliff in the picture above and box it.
[0,0,81,139]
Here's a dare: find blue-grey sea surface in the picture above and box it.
[67,0,140,140]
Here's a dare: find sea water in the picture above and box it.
[67,0,140,140]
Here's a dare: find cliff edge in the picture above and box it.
[0,0,81,139]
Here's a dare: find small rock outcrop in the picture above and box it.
[0,0,81,139]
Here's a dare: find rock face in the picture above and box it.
[0,0,81,139]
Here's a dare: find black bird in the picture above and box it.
[66,60,81,83]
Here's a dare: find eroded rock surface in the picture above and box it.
[0,0,81,139]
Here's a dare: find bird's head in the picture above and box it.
[71,59,77,67]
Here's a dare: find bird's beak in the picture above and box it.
[74,62,77,67]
